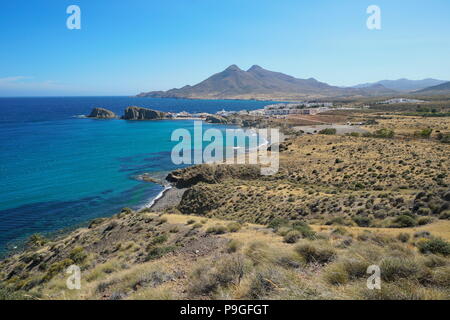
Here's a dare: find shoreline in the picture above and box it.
[144,126,283,211]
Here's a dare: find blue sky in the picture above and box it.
[0,0,449,96]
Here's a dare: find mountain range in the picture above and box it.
[138,65,449,100]
[352,78,447,92]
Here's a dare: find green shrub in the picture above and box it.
[392,215,417,228]
[267,217,289,231]
[417,238,450,256]
[319,128,337,135]
[373,128,395,138]
[397,233,411,243]
[291,222,316,239]
[27,234,47,247]
[69,247,87,264]
[414,128,433,138]
[43,259,74,282]
[151,234,168,245]
[353,216,372,227]
[417,207,432,216]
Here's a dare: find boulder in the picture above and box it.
[205,115,228,124]
[87,107,116,119]
[122,106,166,120]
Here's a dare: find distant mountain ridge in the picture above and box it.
[414,81,450,94]
[352,78,447,92]
[137,65,398,100]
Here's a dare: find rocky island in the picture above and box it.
[122,106,167,120]
[85,106,169,121]
[87,107,117,119]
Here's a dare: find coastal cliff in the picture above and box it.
[122,106,167,120]
[166,164,262,188]
[87,108,117,119]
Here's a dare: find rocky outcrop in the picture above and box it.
[87,108,116,119]
[166,164,261,188]
[205,115,228,124]
[122,106,167,120]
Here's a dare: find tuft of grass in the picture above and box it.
[227,222,242,233]
[206,225,227,235]
[227,239,241,253]
[151,234,168,245]
[245,267,284,299]
[145,246,176,261]
[295,242,337,264]
[362,279,447,300]
[188,254,246,296]
[323,263,349,285]
[283,230,301,244]
[380,256,421,282]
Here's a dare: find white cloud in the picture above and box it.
[0,76,73,96]
[0,76,33,83]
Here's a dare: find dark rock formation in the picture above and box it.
[87,108,116,119]
[122,106,167,120]
[205,114,228,124]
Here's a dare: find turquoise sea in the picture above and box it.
[0,96,277,255]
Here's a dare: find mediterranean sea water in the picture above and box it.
[0,96,276,255]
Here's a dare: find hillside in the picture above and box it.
[415,82,450,95]
[137,65,398,100]
[1,114,450,300]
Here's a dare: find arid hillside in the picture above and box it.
[1,115,449,300]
